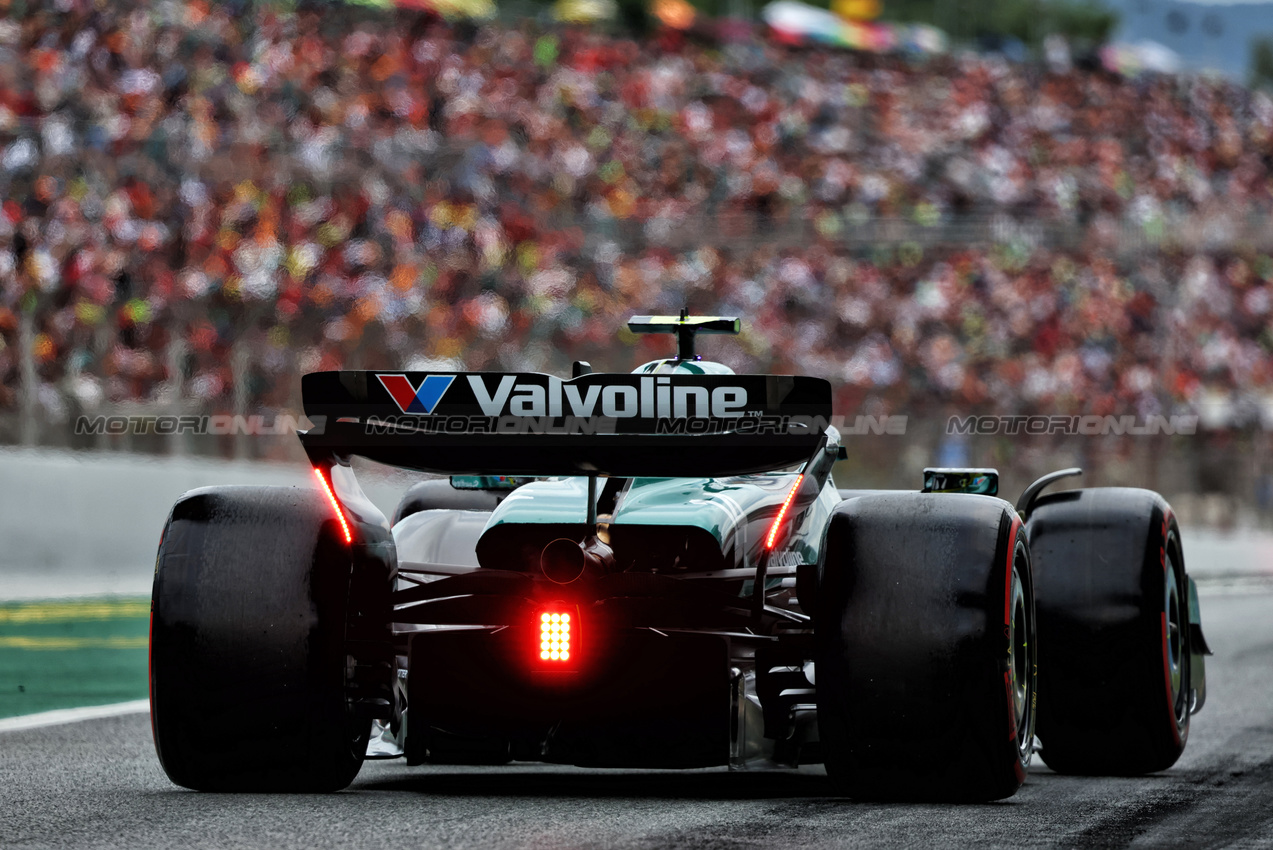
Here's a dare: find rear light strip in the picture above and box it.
[765,474,804,550]
[313,467,353,544]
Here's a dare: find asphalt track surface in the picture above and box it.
[1,586,1271,849]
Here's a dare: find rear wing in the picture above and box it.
[299,370,833,478]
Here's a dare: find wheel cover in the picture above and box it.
[1011,577,1028,730]
[1165,543,1187,726]
[1007,553,1035,761]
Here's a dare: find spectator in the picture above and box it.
[1,0,1272,440]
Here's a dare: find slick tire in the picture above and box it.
[1028,488,1190,775]
[150,486,375,792]
[815,494,1036,802]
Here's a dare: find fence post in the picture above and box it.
[231,340,249,461]
[17,307,36,446]
[165,336,188,456]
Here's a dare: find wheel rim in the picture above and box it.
[1009,568,1029,740]
[1166,545,1186,724]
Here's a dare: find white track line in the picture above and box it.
[0,699,150,734]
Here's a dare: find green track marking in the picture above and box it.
[0,598,150,719]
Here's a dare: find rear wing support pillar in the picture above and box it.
[586,474,598,533]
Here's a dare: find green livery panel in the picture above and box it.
[477,475,840,571]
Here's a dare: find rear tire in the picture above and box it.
[150,486,385,792]
[815,494,1036,801]
[1028,488,1190,775]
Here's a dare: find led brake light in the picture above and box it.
[765,474,804,550]
[539,611,572,661]
[313,467,353,544]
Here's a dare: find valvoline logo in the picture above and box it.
[375,373,753,418]
[377,374,455,414]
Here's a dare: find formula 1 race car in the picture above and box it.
[148,315,1209,800]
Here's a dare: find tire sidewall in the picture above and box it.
[814,495,1034,801]
[149,486,375,791]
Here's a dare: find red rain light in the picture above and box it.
[313,467,353,544]
[538,611,573,662]
[765,474,804,550]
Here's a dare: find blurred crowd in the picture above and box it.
[2,0,1273,435]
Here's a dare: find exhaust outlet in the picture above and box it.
[540,536,615,584]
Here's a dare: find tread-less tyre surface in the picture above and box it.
[816,494,1036,802]
[1028,487,1191,775]
[150,485,386,792]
